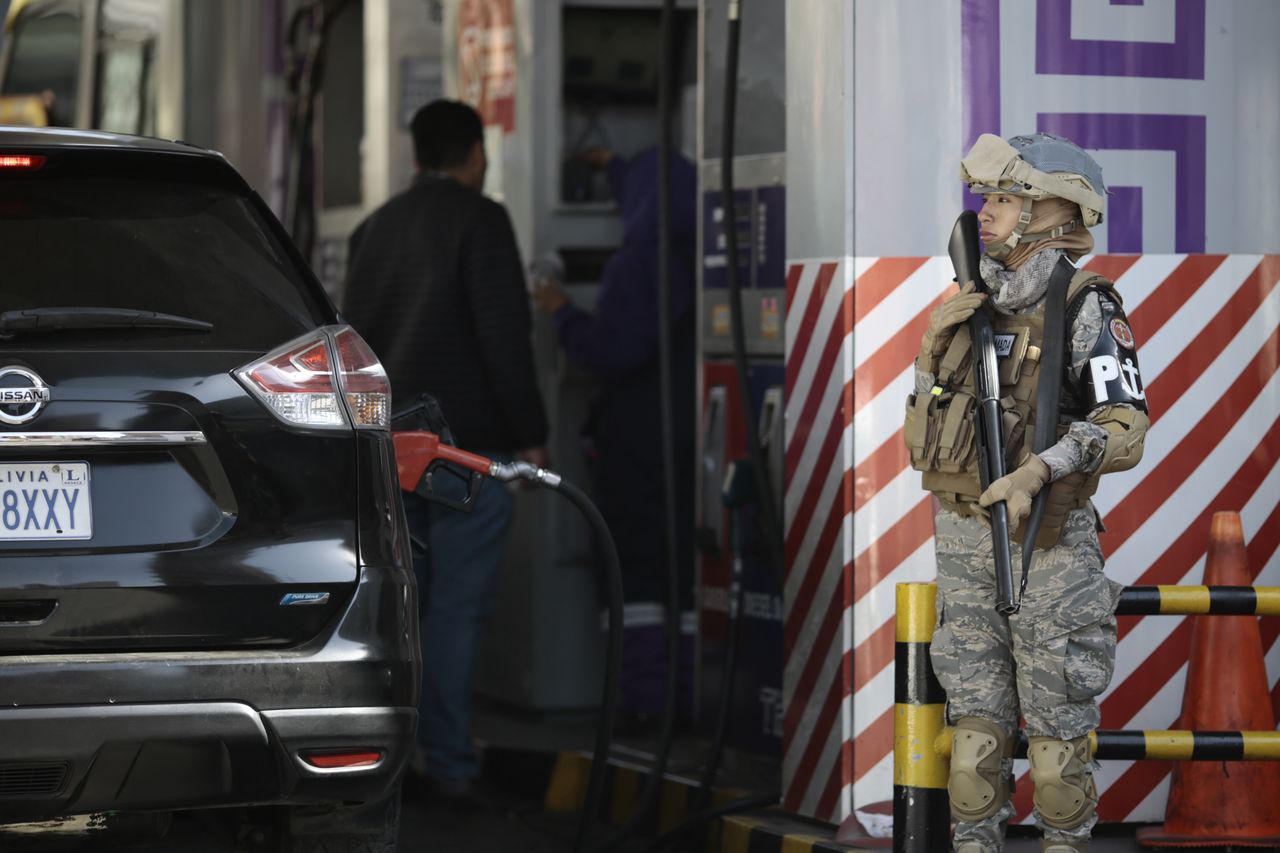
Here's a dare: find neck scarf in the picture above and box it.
[980,248,1065,315]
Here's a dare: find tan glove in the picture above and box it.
[977,455,1051,526]
[919,281,986,368]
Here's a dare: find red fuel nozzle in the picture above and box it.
[391,430,493,493]
[392,430,562,498]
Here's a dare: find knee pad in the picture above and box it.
[1041,844,1088,853]
[1028,735,1096,830]
[948,716,1012,822]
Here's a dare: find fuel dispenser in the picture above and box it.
[698,357,784,753]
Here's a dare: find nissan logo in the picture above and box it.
[0,367,51,425]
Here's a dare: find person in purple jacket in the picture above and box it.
[532,145,698,729]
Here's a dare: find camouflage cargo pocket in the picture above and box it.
[1063,620,1117,701]
[1035,617,1117,703]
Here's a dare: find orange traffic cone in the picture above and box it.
[1138,511,1280,848]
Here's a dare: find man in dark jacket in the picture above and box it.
[532,146,696,725]
[343,100,548,800]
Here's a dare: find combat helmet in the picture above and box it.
[959,132,1107,260]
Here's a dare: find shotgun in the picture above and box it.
[947,211,1017,614]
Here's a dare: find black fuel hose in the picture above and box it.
[693,488,746,809]
[640,0,683,832]
[654,0,681,795]
[720,0,786,579]
[551,477,624,853]
[587,1,684,848]
[657,0,679,649]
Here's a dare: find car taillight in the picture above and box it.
[332,326,390,429]
[235,326,390,431]
[0,154,46,171]
[236,330,346,428]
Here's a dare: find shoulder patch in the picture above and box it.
[1080,298,1148,414]
[1109,318,1135,348]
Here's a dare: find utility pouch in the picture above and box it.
[937,325,973,386]
[934,391,978,474]
[905,389,978,474]
[999,395,1030,469]
[904,391,937,470]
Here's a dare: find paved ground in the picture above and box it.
[398,781,655,853]
[0,794,1229,853]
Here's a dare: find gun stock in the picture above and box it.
[947,211,1017,614]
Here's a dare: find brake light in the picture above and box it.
[0,155,45,171]
[332,327,390,429]
[236,330,346,428]
[235,326,390,430]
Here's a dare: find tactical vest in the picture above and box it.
[904,271,1115,549]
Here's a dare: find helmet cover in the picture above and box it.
[960,132,1106,227]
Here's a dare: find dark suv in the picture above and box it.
[0,128,418,851]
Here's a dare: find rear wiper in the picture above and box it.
[0,307,213,339]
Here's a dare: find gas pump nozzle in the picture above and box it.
[391,394,486,512]
[391,394,561,511]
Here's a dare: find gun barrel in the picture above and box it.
[990,502,1017,612]
[974,397,1005,488]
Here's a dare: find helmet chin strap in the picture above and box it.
[986,196,1035,261]
[987,239,1014,261]
[984,197,1081,261]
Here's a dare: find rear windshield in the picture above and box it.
[0,170,328,350]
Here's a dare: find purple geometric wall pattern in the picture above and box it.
[1107,187,1143,253]
[960,0,1212,251]
[1037,113,1206,253]
[1036,0,1206,80]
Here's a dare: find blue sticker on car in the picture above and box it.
[280,592,330,606]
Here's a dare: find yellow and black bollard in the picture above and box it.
[893,579,1280,845]
[893,582,949,852]
[1117,584,1280,615]
[934,728,1280,762]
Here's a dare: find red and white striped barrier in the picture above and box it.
[781,254,1280,825]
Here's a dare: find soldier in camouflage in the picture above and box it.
[905,133,1150,852]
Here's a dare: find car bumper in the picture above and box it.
[0,703,415,820]
[0,565,420,820]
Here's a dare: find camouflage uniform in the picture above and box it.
[920,131,1149,853]
[932,506,1124,848]
[921,254,1138,850]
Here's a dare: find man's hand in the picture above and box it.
[920,280,986,364]
[977,455,1051,526]
[530,276,569,315]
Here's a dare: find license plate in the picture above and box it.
[0,462,91,540]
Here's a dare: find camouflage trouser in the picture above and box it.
[930,506,1124,851]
